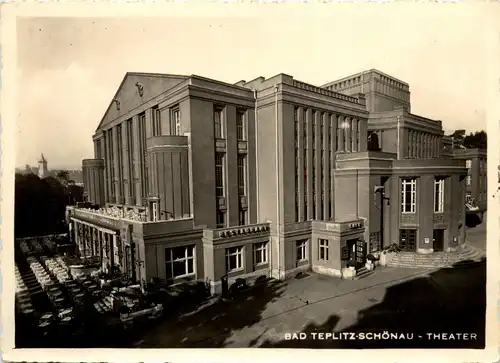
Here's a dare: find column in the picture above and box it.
[111,234,116,269]
[351,118,358,152]
[132,115,143,206]
[345,117,351,152]
[337,115,344,152]
[111,127,121,204]
[122,123,131,204]
[330,114,337,220]
[314,111,321,220]
[323,112,330,220]
[105,131,114,202]
[297,107,305,222]
[407,130,412,158]
[306,109,313,220]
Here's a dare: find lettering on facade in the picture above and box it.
[349,222,363,230]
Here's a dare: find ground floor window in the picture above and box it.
[318,238,329,260]
[253,242,268,265]
[226,246,244,272]
[296,239,308,262]
[165,245,195,280]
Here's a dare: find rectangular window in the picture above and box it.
[318,238,329,261]
[236,111,245,141]
[152,106,162,136]
[253,242,268,265]
[434,178,445,213]
[237,154,246,196]
[401,178,417,213]
[165,245,195,280]
[226,246,243,272]
[238,208,247,226]
[214,108,224,139]
[216,210,226,228]
[296,240,308,262]
[215,152,225,197]
[171,108,180,136]
[151,201,158,222]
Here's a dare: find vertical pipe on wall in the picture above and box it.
[397,116,401,160]
[254,89,259,222]
[274,84,281,279]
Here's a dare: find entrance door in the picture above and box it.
[399,229,417,252]
[433,229,444,252]
[346,239,357,260]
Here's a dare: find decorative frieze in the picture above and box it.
[401,214,417,224]
[433,213,444,224]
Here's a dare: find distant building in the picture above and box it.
[441,136,486,211]
[449,148,487,210]
[37,153,48,178]
[67,69,467,293]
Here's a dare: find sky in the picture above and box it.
[16,7,493,169]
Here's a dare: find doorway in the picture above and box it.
[399,229,417,252]
[347,239,357,260]
[433,229,445,252]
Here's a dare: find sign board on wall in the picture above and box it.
[341,246,349,260]
[424,237,430,244]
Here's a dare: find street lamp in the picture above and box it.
[374,186,390,251]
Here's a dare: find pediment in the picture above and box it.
[95,72,189,132]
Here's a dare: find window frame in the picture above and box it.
[214,107,224,139]
[165,245,196,280]
[215,152,226,198]
[171,108,181,136]
[226,246,244,272]
[434,178,445,213]
[318,238,329,261]
[401,178,417,214]
[253,242,268,266]
[236,110,246,141]
[216,210,226,229]
[296,240,308,262]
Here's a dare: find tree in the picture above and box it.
[14,173,83,238]
[56,170,73,187]
[463,130,487,149]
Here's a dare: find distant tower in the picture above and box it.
[38,153,48,178]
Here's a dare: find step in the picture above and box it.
[354,267,375,280]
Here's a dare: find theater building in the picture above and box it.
[67,69,467,292]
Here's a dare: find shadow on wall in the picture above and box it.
[259,259,486,349]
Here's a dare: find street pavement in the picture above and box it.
[136,219,486,349]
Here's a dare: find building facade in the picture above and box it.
[68,69,467,292]
[450,148,487,210]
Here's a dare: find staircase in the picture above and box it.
[354,266,375,280]
[387,244,485,269]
